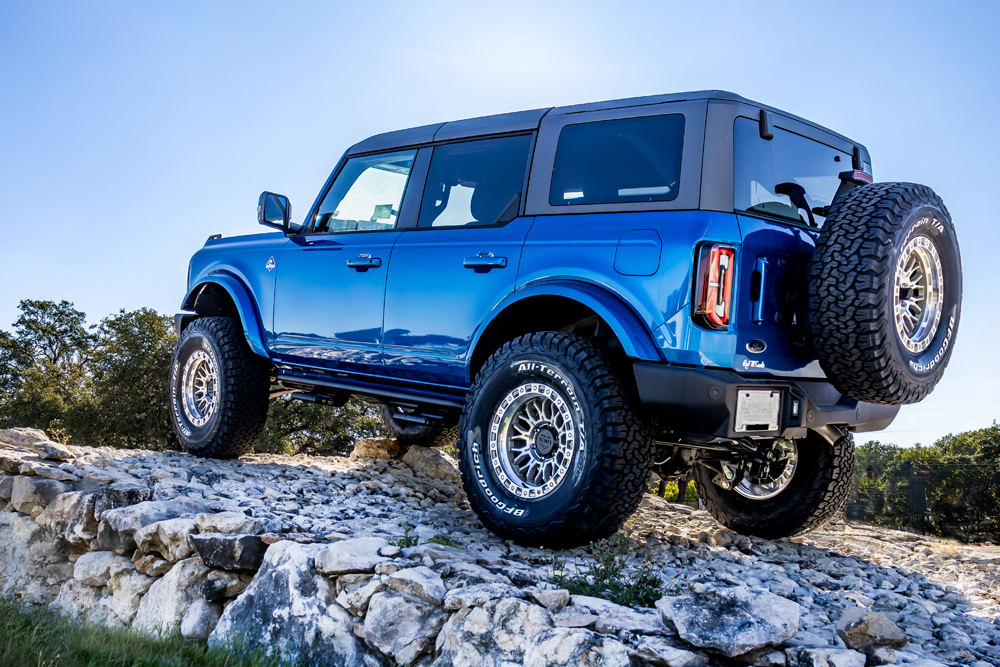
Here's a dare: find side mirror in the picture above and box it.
[257,192,292,230]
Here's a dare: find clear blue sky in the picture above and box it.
[1,1,997,447]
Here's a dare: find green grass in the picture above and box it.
[0,597,284,667]
[551,533,664,608]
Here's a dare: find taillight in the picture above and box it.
[694,243,736,329]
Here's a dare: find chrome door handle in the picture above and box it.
[463,252,507,269]
[347,254,381,270]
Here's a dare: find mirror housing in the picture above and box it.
[258,192,292,230]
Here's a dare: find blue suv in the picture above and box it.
[170,91,962,547]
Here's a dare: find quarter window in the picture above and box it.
[310,150,416,233]
[417,135,532,228]
[549,114,685,206]
[733,117,869,228]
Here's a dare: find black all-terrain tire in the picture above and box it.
[695,430,855,539]
[810,182,962,405]
[379,404,460,450]
[458,332,652,548]
[168,317,270,459]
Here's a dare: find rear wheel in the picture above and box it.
[459,332,652,548]
[168,317,270,459]
[694,430,855,539]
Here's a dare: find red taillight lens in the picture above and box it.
[695,244,736,329]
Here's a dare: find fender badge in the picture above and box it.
[746,339,767,354]
[265,257,276,272]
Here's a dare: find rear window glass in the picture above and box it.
[549,114,685,206]
[734,117,870,228]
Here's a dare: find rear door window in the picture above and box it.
[733,117,869,228]
[549,114,685,206]
[417,135,532,228]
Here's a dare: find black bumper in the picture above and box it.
[633,362,899,440]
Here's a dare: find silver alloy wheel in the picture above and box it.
[734,438,798,500]
[180,350,218,427]
[894,234,944,354]
[488,382,579,499]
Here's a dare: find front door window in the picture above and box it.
[311,150,417,233]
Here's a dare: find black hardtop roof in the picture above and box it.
[347,90,864,155]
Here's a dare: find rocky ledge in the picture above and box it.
[0,427,997,667]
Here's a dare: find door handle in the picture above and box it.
[463,252,507,270]
[752,257,768,324]
[347,254,382,270]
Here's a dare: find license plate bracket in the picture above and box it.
[735,389,781,433]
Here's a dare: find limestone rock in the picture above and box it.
[11,476,69,514]
[208,541,376,667]
[444,583,527,610]
[181,599,223,641]
[107,562,155,624]
[100,498,209,551]
[49,578,122,628]
[194,511,264,535]
[31,440,74,461]
[135,517,197,562]
[786,646,867,667]
[0,428,49,447]
[92,483,153,521]
[0,475,14,500]
[133,557,210,636]
[363,590,447,665]
[336,576,384,616]
[835,607,907,650]
[523,627,632,667]
[571,594,669,635]
[386,565,446,604]
[36,490,99,550]
[190,533,266,572]
[552,609,597,627]
[36,466,79,482]
[531,588,570,611]
[202,570,247,602]
[863,647,897,666]
[656,587,801,657]
[315,536,388,574]
[0,510,62,604]
[351,438,401,460]
[632,636,710,667]
[401,446,460,481]
[74,550,127,586]
[133,552,172,576]
[433,597,553,666]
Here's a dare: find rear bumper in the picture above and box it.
[633,362,899,440]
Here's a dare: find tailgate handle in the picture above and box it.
[752,257,768,324]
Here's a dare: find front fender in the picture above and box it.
[472,280,663,364]
[181,273,269,358]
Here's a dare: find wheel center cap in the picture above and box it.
[533,427,557,457]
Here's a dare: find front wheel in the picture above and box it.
[168,317,270,459]
[459,332,652,548]
[694,430,855,539]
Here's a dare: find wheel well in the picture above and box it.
[470,296,625,378]
[186,284,239,321]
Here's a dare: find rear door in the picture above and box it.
[272,149,417,374]
[731,115,872,377]
[382,134,535,387]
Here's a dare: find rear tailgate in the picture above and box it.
[733,214,824,379]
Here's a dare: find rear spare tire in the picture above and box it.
[810,182,962,405]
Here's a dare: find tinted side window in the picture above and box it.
[549,114,685,206]
[733,117,865,228]
[417,135,532,228]
[310,150,416,233]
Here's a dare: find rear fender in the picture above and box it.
[471,281,662,369]
[181,274,269,358]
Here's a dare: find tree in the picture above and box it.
[13,300,93,366]
[70,308,177,449]
[257,398,387,457]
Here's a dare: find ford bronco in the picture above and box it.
[170,91,962,547]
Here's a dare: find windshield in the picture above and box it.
[734,117,870,228]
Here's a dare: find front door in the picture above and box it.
[272,149,418,374]
[383,134,535,386]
